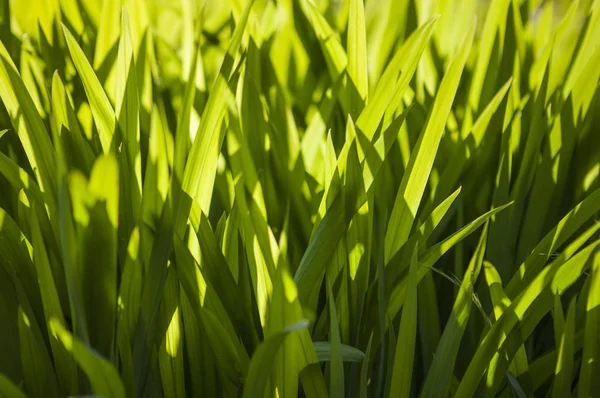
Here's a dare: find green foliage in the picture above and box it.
[0,0,599,397]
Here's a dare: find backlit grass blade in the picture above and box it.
[505,188,600,299]
[456,240,600,397]
[243,320,310,398]
[50,318,126,398]
[384,21,475,263]
[0,40,57,204]
[116,228,142,398]
[50,72,94,174]
[62,24,116,153]
[347,0,368,116]
[182,0,255,215]
[389,243,418,398]
[468,0,511,113]
[157,269,186,398]
[483,262,529,386]
[115,8,142,238]
[386,202,512,323]
[356,17,437,141]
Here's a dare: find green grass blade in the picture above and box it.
[347,0,368,116]
[578,248,600,398]
[62,24,116,153]
[0,373,27,398]
[384,21,475,263]
[552,296,577,398]
[327,280,344,398]
[50,318,126,398]
[389,243,418,398]
[243,320,310,398]
[421,223,488,397]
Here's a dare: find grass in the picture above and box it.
[0,0,599,396]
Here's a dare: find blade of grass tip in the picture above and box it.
[356,16,438,142]
[62,23,116,153]
[327,281,345,398]
[93,0,120,102]
[384,20,476,264]
[420,223,488,397]
[389,243,419,398]
[0,39,57,204]
[347,0,368,117]
[116,6,142,202]
[456,241,600,397]
[552,296,577,398]
[182,0,255,216]
[50,318,126,398]
[133,0,254,389]
[578,249,600,398]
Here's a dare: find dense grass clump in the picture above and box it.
[0,0,599,396]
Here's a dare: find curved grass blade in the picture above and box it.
[50,319,126,398]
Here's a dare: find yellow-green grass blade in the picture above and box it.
[386,202,512,325]
[0,373,27,398]
[243,320,310,398]
[578,248,600,397]
[484,226,600,394]
[50,318,126,398]
[182,0,255,215]
[50,72,94,174]
[356,17,437,142]
[483,262,530,388]
[427,78,512,214]
[384,21,475,263]
[63,24,116,153]
[421,223,488,397]
[116,227,142,398]
[157,269,186,398]
[552,295,577,398]
[389,243,418,398]
[505,188,600,299]
[173,24,201,181]
[468,0,511,113]
[347,0,368,117]
[456,240,600,397]
[0,39,57,208]
[115,8,142,238]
